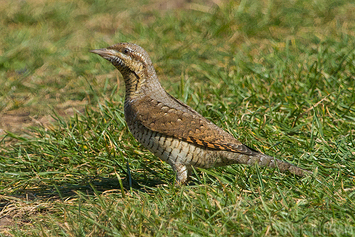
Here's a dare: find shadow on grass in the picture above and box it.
[1,176,167,207]
[0,175,167,231]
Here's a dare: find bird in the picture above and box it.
[90,42,312,184]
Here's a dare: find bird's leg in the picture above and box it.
[170,163,192,184]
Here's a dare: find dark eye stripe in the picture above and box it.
[131,52,147,66]
[121,47,148,66]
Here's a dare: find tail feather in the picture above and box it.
[252,153,312,176]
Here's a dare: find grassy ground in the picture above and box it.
[1,0,355,235]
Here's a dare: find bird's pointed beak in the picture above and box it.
[89,49,107,56]
[90,48,113,58]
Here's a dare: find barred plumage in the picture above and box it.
[91,42,312,184]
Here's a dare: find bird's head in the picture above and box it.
[90,43,152,78]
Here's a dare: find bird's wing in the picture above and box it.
[126,95,258,155]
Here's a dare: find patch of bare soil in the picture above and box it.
[0,195,55,236]
[0,100,87,140]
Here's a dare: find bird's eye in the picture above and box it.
[123,48,129,54]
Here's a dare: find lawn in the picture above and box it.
[0,0,355,235]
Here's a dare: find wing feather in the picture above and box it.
[125,95,258,156]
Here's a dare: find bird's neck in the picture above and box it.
[122,71,143,99]
[121,66,165,101]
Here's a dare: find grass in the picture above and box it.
[1,0,355,235]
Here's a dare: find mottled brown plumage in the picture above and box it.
[91,42,312,184]
[126,95,255,154]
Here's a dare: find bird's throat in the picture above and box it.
[122,70,145,99]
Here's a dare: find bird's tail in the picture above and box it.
[246,152,312,176]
